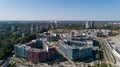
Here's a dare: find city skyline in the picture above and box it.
[0,0,120,21]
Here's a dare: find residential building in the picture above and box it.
[59,39,93,60]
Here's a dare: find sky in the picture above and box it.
[0,0,120,21]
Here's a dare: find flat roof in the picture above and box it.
[62,40,93,49]
[43,41,54,48]
[28,48,45,52]
[109,37,120,48]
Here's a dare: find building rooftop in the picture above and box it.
[0,60,4,65]
[109,37,120,48]
[28,48,45,52]
[61,40,93,49]
[43,41,54,48]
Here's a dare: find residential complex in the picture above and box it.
[59,31,93,60]
[36,31,60,42]
[14,34,57,62]
[0,21,119,67]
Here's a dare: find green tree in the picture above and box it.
[96,53,100,60]
[100,63,107,67]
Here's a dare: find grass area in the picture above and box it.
[109,63,112,67]
[53,41,59,46]
[113,29,120,33]
[50,29,71,34]
[101,39,110,62]
[111,52,116,63]
[103,47,110,62]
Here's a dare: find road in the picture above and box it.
[102,61,118,67]
[93,37,113,67]
[104,39,116,63]
[105,38,120,67]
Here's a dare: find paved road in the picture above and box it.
[105,38,120,67]
[93,37,111,67]
[104,39,116,63]
[99,37,118,67]
[102,61,118,67]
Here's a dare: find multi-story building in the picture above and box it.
[27,48,46,61]
[32,39,43,48]
[86,21,95,29]
[43,41,56,59]
[14,44,21,57]
[14,44,31,58]
[59,31,93,60]
[86,21,89,29]
[14,38,56,62]
[59,39,93,60]
[30,24,33,33]
[0,30,5,39]
[36,32,60,42]
[11,26,15,32]
[93,40,99,47]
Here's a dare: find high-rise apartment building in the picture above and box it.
[86,21,95,29]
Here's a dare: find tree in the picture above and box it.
[96,53,100,60]
[87,64,91,67]
[95,52,101,66]
[100,63,107,67]
[0,28,48,60]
